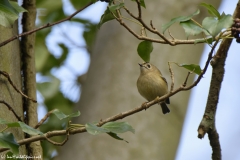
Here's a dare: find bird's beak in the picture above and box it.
[138,63,143,67]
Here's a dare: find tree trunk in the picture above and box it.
[0,23,26,155]
[58,0,221,159]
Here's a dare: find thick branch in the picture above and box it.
[21,0,42,157]
[197,1,240,160]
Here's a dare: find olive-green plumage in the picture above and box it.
[137,62,170,114]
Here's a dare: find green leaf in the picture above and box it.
[102,122,135,134]
[217,14,233,31]
[179,64,202,75]
[52,109,80,120]
[200,3,220,19]
[85,123,108,135]
[108,3,124,12]
[86,122,134,142]
[18,122,43,135]
[202,14,233,37]
[131,0,146,8]
[180,20,204,38]
[9,1,27,13]
[107,132,128,143]
[137,41,153,62]
[0,133,19,155]
[86,122,135,135]
[98,7,117,29]
[0,119,43,135]
[162,9,200,33]
[0,0,27,27]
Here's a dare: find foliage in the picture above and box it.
[0,0,27,27]
[137,41,153,62]
[99,1,233,73]
[0,0,237,159]
[86,122,135,143]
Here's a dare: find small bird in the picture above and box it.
[137,62,170,114]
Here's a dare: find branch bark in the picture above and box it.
[0,41,216,152]
[197,1,240,160]
[21,0,42,157]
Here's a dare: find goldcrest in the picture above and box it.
[137,62,170,114]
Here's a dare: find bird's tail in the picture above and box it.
[160,102,170,114]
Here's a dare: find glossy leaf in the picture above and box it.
[180,20,204,38]
[162,9,200,33]
[86,122,135,136]
[98,7,117,28]
[18,122,43,135]
[200,3,220,19]
[0,133,19,155]
[107,132,128,143]
[52,109,80,120]
[202,14,233,37]
[9,1,27,13]
[137,41,153,62]
[85,123,108,135]
[0,0,27,27]
[0,119,43,135]
[179,64,202,75]
[102,122,135,134]
[108,3,124,12]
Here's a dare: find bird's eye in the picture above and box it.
[147,64,151,68]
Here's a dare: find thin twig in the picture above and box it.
[45,131,69,146]
[183,72,191,87]
[0,100,22,121]
[34,110,56,129]
[150,20,156,30]
[122,3,211,45]
[0,71,37,103]
[183,40,219,90]
[0,39,218,153]
[168,29,175,40]
[136,0,142,19]
[0,2,94,47]
[116,14,205,45]
[168,62,174,92]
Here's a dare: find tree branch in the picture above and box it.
[0,100,22,121]
[0,2,94,48]
[122,2,211,45]
[0,71,36,102]
[197,1,240,160]
[0,35,217,152]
